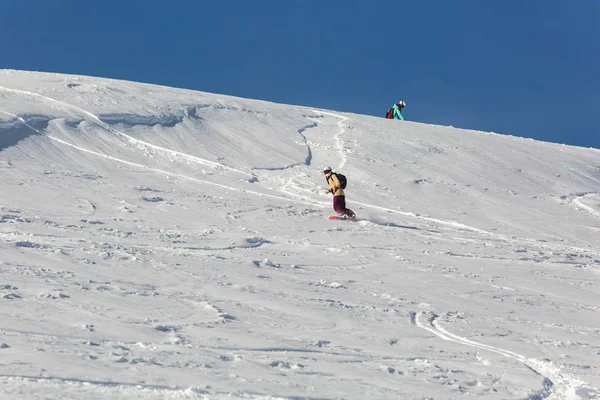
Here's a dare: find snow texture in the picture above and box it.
[0,70,599,400]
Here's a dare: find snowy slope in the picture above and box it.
[0,70,599,400]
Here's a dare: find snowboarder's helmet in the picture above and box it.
[323,166,332,175]
[398,100,406,107]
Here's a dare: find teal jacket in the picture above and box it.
[392,104,405,121]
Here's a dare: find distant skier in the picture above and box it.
[387,100,406,120]
[323,167,355,219]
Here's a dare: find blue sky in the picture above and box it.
[1,1,599,148]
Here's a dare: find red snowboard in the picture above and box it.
[328,215,357,221]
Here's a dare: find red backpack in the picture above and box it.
[385,107,394,119]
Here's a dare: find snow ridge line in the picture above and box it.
[0,85,250,176]
[415,312,590,400]
[0,106,332,211]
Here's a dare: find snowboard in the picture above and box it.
[328,215,357,221]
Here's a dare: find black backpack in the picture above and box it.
[333,172,347,189]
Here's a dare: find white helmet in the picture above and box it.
[398,100,406,107]
[323,166,332,175]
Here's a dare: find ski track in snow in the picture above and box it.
[568,166,600,186]
[311,110,349,171]
[415,312,591,400]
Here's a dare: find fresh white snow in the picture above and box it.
[0,69,599,400]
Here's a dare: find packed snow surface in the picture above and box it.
[0,70,599,399]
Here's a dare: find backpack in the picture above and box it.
[333,172,347,189]
[386,107,394,119]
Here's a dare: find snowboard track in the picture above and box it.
[415,311,591,400]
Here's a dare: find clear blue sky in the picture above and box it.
[1,1,599,148]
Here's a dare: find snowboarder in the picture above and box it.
[391,100,406,121]
[323,167,355,219]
